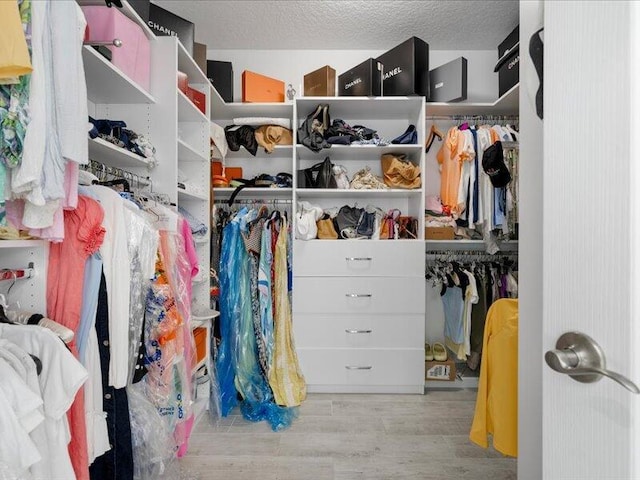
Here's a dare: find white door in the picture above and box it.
[542,1,640,479]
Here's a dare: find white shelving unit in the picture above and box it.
[0,241,48,314]
[88,137,154,169]
[426,84,519,116]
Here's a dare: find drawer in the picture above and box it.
[292,314,424,349]
[294,240,425,277]
[293,277,425,314]
[296,348,424,387]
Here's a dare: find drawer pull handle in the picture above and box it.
[345,294,372,298]
[345,257,372,262]
[345,365,373,370]
[345,329,373,334]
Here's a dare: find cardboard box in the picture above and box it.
[377,37,429,96]
[177,70,188,95]
[224,166,243,181]
[428,57,468,103]
[304,65,336,96]
[242,70,285,103]
[497,26,519,97]
[193,42,207,74]
[425,226,455,240]
[426,359,456,381]
[338,58,383,97]
[208,60,234,102]
[148,3,195,56]
[186,86,206,114]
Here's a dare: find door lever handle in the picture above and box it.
[545,331,640,394]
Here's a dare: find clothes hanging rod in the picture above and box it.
[426,115,520,120]
[213,198,292,205]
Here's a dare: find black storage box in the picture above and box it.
[338,58,383,97]
[148,3,195,56]
[497,26,519,97]
[208,60,234,103]
[428,57,467,102]
[377,37,429,96]
[128,0,150,23]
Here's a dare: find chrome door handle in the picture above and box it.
[345,329,372,334]
[345,257,372,261]
[545,331,640,394]
[345,294,372,298]
[345,365,372,370]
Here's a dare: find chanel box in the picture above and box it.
[304,65,336,96]
[148,3,195,56]
[428,57,467,102]
[377,36,429,96]
[497,26,519,97]
[338,58,383,97]
[207,60,234,102]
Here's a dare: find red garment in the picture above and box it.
[47,195,106,480]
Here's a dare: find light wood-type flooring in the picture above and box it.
[179,389,516,480]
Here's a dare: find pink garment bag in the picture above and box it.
[82,6,151,92]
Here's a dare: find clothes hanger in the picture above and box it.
[425,122,444,153]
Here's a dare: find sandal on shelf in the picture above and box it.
[433,342,448,362]
[425,343,434,362]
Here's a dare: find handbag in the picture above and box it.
[335,205,364,233]
[296,201,323,240]
[381,153,421,189]
[333,165,350,189]
[298,157,337,189]
[297,104,331,152]
[317,215,338,239]
[379,209,401,239]
[397,216,418,239]
[356,210,376,238]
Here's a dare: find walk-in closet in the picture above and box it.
[3,0,637,479]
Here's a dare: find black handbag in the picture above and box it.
[298,157,337,189]
[335,205,364,232]
[356,210,376,238]
[297,104,331,152]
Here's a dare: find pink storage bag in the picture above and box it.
[82,6,151,92]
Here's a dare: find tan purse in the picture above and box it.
[317,216,338,239]
[381,153,421,189]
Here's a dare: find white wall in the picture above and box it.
[207,48,499,103]
[518,1,543,479]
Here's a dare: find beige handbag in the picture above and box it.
[381,153,421,189]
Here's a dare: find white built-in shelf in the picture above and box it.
[224,145,293,158]
[297,96,424,120]
[210,85,293,120]
[178,90,209,123]
[88,137,152,169]
[426,84,519,117]
[0,240,47,249]
[425,239,519,252]
[425,377,479,389]
[178,186,208,201]
[83,46,155,105]
[296,188,422,199]
[178,139,208,163]
[177,41,208,85]
[212,187,292,198]
[296,144,422,161]
[78,0,156,40]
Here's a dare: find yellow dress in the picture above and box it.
[470,298,518,457]
[268,218,307,406]
[0,0,32,79]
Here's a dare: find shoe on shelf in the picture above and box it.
[433,342,448,362]
[425,343,434,362]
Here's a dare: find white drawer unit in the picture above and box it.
[293,277,425,314]
[296,348,425,394]
[293,314,424,349]
[293,240,425,277]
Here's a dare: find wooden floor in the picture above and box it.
[179,389,516,480]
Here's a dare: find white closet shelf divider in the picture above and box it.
[0,240,47,249]
[225,145,293,158]
[425,239,519,251]
[88,137,154,169]
[178,186,208,201]
[426,83,519,116]
[209,84,293,120]
[83,46,155,105]
[296,144,423,161]
[178,89,209,123]
[178,139,208,163]
[212,187,293,197]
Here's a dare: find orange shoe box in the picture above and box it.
[242,70,285,103]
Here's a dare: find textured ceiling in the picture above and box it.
[153,1,519,50]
